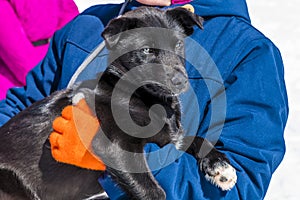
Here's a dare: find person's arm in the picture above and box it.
[0,1,47,85]
[213,40,288,199]
[99,39,288,199]
[0,16,75,126]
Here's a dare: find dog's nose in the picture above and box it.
[171,73,187,85]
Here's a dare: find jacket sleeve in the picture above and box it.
[0,4,116,133]
[214,40,288,199]
[99,39,288,199]
[0,20,72,126]
[0,1,47,85]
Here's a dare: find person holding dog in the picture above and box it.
[0,0,288,199]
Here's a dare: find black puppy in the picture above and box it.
[0,7,236,200]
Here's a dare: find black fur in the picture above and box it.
[0,7,235,200]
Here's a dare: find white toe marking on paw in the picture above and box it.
[72,92,85,105]
[205,163,237,191]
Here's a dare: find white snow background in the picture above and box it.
[74,1,300,199]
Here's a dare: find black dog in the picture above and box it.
[0,7,236,200]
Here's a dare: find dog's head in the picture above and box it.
[101,7,203,96]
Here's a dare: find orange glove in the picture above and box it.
[49,98,106,171]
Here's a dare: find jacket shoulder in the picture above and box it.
[64,14,105,52]
[187,16,281,80]
[56,3,122,53]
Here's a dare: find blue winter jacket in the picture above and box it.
[0,0,288,199]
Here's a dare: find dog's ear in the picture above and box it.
[101,17,143,49]
[166,7,204,36]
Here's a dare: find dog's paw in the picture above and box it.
[201,158,237,191]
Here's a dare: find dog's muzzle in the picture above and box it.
[167,70,189,95]
[171,72,188,86]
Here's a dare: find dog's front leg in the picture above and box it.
[92,131,166,200]
[182,136,237,191]
[107,156,166,200]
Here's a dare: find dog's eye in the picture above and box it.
[143,48,150,54]
[142,47,152,55]
[175,40,184,50]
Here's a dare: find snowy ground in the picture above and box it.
[74,1,300,199]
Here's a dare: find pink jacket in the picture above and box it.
[0,0,79,99]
